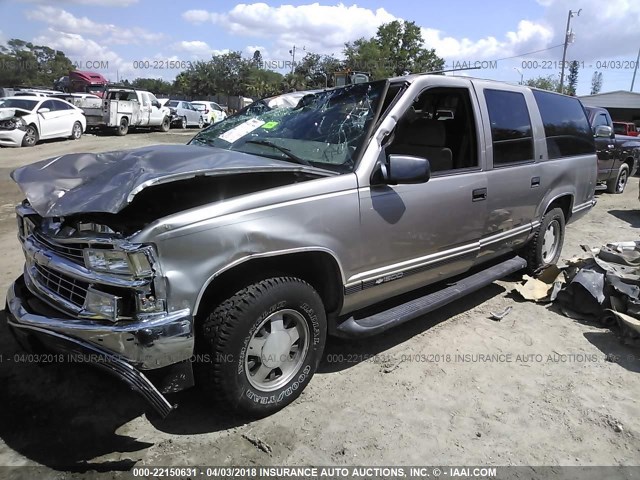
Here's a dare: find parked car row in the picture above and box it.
[0,88,232,146]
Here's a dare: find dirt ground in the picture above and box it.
[0,131,638,476]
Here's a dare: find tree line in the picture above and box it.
[1,22,603,99]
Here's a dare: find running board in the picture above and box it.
[336,256,527,338]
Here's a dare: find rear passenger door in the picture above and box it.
[475,85,545,259]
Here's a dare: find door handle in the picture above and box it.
[531,176,541,188]
[472,187,487,202]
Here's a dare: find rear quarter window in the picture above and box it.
[484,89,534,165]
[532,90,595,159]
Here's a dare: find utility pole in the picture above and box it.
[631,46,640,91]
[559,9,581,94]
[514,67,524,85]
[289,45,305,74]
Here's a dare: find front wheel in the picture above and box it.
[21,125,38,147]
[522,207,565,274]
[159,116,170,132]
[70,121,83,140]
[195,277,326,417]
[606,164,629,194]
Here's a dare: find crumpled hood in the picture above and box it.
[0,108,31,119]
[11,144,326,217]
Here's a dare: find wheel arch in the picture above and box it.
[542,193,573,223]
[194,249,346,319]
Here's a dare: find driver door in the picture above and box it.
[351,80,487,307]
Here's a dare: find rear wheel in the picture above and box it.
[198,116,204,129]
[195,277,326,417]
[523,207,565,274]
[180,116,187,129]
[70,121,83,140]
[21,125,38,147]
[606,164,629,194]
[116,117,129,136]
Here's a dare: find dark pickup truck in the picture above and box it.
[585,106,640,193]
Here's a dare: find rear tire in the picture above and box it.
[116,117,129,136]
[180,116,187,129]
[198,116,204,129]
[523,207,565,274]
[195,277,326,417]
[606,164,629,194]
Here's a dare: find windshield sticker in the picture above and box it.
[261,121,279,130]
[219,118,265,143]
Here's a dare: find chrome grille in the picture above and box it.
[34,263,89,308]
[33,231,87,264]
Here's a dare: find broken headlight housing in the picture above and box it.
[83,247,154,277]
[0,116,26,130]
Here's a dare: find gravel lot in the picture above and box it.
[0,131,638,475]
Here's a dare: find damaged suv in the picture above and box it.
[5,76,597,417]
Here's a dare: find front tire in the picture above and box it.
[195,277,326,417]
[606,164,629,194]
[159,116,170,132]
[21,124,38,147]
[70,121,83,140]
[523,207,565,274]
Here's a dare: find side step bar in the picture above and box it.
[336,256,527,338]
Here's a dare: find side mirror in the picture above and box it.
[380,154,431,185]
[38,107,50,114]
[151,101,160,108]
[594,125,613,138]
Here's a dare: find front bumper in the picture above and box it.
[5,275,194,417]
[0,128,25,147]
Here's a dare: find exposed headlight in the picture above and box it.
[83,287,121,322]
[83,248,153,276]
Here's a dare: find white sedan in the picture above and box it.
[191,101,227,125]
[0,96,86,147]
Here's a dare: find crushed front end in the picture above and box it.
[4,202,195,417]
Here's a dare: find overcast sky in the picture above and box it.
[1,0,639,95]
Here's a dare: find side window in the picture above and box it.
[385,87,478,173]
[593,113,609,128]
[40,100,56,111]
[53,100,72,110]
[532,90,595,159]
[141,93,150,106]
[484,89,533,166]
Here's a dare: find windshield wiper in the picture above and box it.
[243,139,312,166]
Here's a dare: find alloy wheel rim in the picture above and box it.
[25,128,36,145]
[244,308,310,392]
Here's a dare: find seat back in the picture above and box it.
[389,119,453,172]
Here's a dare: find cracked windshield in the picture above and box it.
[189,81,386,172]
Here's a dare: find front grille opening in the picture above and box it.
[35,264,89,308]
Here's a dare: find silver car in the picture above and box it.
[5,75,597,418]
[166,100,204,129]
